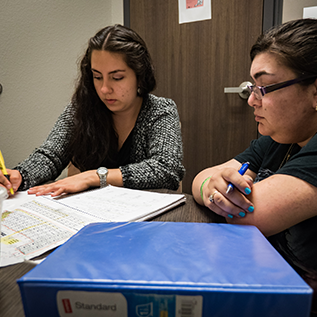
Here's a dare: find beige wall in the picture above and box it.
[0,1,123,178]
[283,0,317,22]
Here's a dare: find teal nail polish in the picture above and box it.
[239,211,245,217]
[245,187,251,195]
[248,206,254,212]
[228,214,233,219]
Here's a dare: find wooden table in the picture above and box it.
[0,191,224,317]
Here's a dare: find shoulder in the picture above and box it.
[59,103,76,119]
[278,134,317,187]
[138,94,179,122]
[287,134,317,164]
[146,94,176,105]
[144,94,177,112]
[301,133,317,152]
[283,133,317,166]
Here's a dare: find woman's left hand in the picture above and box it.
[27,171,99,197]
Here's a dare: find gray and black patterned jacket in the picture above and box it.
[15,94,185,191]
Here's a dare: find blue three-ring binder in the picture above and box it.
[18,222,312,317]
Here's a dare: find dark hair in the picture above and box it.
[69,25,156,171]
[250,19,317,81]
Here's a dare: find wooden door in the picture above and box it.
[129,0,263,193]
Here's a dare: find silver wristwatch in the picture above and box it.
[96,167,108,188]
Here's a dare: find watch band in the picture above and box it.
[97,167,108,188]
[99,176,107,188]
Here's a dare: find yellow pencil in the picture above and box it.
[0,150,14,195]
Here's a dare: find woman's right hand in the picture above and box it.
[0,169,22,195]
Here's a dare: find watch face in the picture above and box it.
[97,167,108,176]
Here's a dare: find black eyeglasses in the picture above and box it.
[247,74,317,100]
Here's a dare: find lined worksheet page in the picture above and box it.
[57,186,185,221]
[1,194,100,267]
[1,187,185,267]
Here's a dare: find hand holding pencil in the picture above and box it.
[0,150,14,195]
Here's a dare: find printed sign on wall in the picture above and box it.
[179,0,212,24]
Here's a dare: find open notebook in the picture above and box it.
[1,186,185,267]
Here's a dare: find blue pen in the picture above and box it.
[226,162,250,194]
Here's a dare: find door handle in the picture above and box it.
[224,81,252,100]
[0,83,2,95]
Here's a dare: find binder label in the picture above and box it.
[57,291,127,316]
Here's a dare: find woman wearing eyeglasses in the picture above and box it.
[192,18,317,314]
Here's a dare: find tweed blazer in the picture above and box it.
[15,94,185,191]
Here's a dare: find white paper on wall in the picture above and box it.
[179,0,212,24]
[303,6,317,19]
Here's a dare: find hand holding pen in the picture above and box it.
[204,161,254,219]
[224,162,253,218]
[226,162,250,194]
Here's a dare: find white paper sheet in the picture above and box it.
[303,6,317,19]
[1,186,185,267]
[179,0,212,24]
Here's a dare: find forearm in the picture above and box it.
[121,159,184,190]
[15,150,70,190]
[27,168,123,197]
[107,169,123,187]
[192,167,217,205]
[226,174,317,237]
[79,169,123,188]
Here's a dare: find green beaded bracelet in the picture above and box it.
[200,176,211,201]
